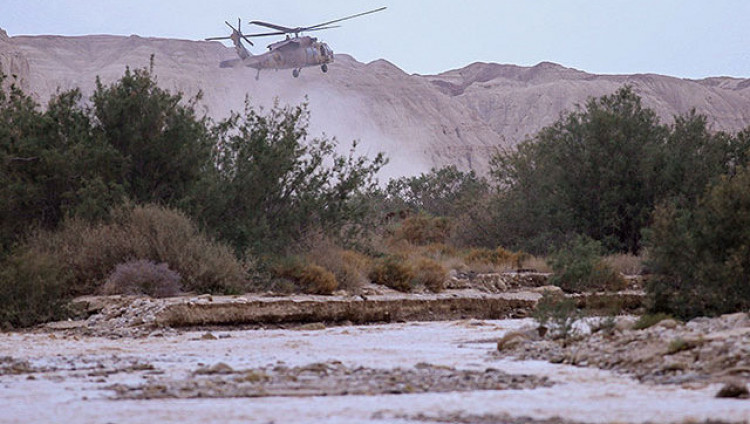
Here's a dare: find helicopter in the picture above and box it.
[205,7,386,80]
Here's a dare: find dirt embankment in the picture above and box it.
[496,312,750,387]
[54,272,645,337]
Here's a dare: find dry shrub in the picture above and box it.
[520,255,552,273]
[102,259,182,298]
[25,204,248,295]
[464,247,515,265]
[296,264,338,295]
[395,214,452,245]
[421,243,457,258]
[602,253,645,276]
[271,257,339,295]
[463,247,519,272]
[412,257,447,292]
[0,249,72,328]
[369,255,415,292]
[303,240,371,292]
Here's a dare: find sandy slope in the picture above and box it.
[2,29,750,177]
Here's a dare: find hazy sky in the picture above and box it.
[2,0,748,78]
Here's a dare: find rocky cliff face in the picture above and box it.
[2,30,749,178]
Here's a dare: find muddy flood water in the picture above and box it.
[2,319,749,423]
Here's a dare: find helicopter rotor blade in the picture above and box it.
[248,21,296,33]
[205,36,233,41]
[245,25,340,38]
[302,6,386,31]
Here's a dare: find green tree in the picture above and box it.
[0,73,125,253]
[490,87,671,254]
[194,101,386,255]
[91,64,213,206]
[384,165,488,218]
[654,110,745,205]
[646,165,750,318]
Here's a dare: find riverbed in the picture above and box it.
[2,319,748,423]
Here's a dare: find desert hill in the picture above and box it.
[2,28,750,178]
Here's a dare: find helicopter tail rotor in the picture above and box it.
[205,18,254,46]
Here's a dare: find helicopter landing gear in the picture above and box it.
[321,63,328,73]
[292,68,300,78]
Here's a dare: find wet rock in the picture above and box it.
[716,381,749,399]
[194,362,234,375]
[657,318,680,329]
[497,332,529,351]
[297,322,326,331]
[200,332,217,340]
[531,285,563,296]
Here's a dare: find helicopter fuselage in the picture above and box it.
[221,36,334,78]
[260,36,334,70]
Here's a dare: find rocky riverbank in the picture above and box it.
[495,312,750,388]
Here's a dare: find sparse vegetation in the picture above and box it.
[532,292,580,343]
[548,235,628,293]
[102,259,182,298]
[21,204,249,296]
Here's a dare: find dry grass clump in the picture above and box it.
[602,253,645,276]
[394,214,452,245]
[303,242,371,292]
[24,204,248,295]
[296,264,338,295]
[412,257,448,293]
[369,255,415,292]
[421,243,458,258]
[520,255,552,273]
[463,247,520,272]
[101,259,182,298]
[271,257,338,295]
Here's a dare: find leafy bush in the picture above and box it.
[102,259,182,298]
[487,87,750,255]
[24,204,248,296]
[532,292,580,343]
[645,166,750,318]
[412,258,447,292]
[384,165,489,218]
[369,255,415,292]
[196,100,386,256]
[549,235,627,293]
[0,249,72,328]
